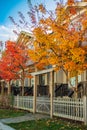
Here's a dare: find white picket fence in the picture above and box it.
[53,97,84,121]
[14,96,33,112]
[13,96,87,124]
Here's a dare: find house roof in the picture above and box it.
[64,1,87,22]
[26,60,34,66]
[16,31,33,45]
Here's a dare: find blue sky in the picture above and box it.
[0,0,58,44]
[1,0,76,46]
[0,0,58,25]
[0,0,31,43]
[0,0,21,24]
[0,0,81,44]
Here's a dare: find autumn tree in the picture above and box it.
[28,0,87,96]
[0,50,20,95]
[0,40,30,96]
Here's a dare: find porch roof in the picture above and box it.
[31,68,54,76]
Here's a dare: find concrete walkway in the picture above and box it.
[0,122,15,130]
[0,113,50,130]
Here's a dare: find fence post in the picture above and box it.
[17,95,19,108]
[83,96,87,125]
[50,71,54,118]
[33,75,37,113]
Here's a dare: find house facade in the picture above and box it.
[14,29,87,98]
[0,1,87,98]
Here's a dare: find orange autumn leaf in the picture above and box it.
[26,75,33,79]
[27,1,87,88]
[69,7,76,15]
[67,0,75,5]
[38,4,46,14]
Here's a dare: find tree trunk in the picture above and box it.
[1,82,4,96]
[21,79,24,96]
[66,71,68,84]
[8,81,11,95]
[21,69,25,96]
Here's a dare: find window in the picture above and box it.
[39,74,45,85]
[31,78,34,87]
[24,78,28,86]
[70,75,81,87]
[16,80,19,86]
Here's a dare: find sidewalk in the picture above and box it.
[0,113,50,130]
[0,122,15,130]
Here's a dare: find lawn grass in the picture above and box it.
[8,118,87,130]
[0,108,87,130]
[0,108,28,119]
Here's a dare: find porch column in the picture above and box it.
[83,96,87,125]
[33,75,37,113]
[45,73,48,85]
[50,71,54,118]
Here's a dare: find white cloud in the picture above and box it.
[0,25,19,50]
[0,24,32,44]
[0,25,10,32]
[0,34,9,37]
[0,25,18,42]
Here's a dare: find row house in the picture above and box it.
[13,26,87,98]
[1,1,87,98]
[15,1,87,98]
[10,31,68,97]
